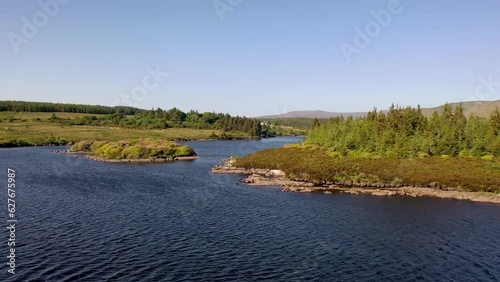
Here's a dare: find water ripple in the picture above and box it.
[1,139,500,281]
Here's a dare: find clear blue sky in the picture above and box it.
[1,0,499,116]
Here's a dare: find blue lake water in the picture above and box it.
[0,137,499,281]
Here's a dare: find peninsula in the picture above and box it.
[213,104,500,204]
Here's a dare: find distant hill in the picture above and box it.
[258,100,500,119]
[258,110,366,119]
[420,100,500,118]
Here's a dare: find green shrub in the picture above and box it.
[93,143,123,159]
[175,145,196,157]
[347,150,372,158]
[458,150,471,157]
[121,145,149,159]
[90,140,109,152]
[481,155,494,161]
[70,138,196,159]
[70,140,93,152]
[158,148,177,158]
[417,152,430,158]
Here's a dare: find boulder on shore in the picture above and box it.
[269,170,286,177]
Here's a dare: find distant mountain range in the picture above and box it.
[419,100,500,118]
[258,100,500,119]
[258,110,366,119]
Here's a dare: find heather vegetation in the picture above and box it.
[306,104,500,158]
[234,104,500,193]
[70,138,196,160]
[234,146,500,193]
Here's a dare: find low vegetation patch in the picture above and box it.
[234,147,500,193]
[0,110,305,147]
[70,138,196,160]
[0,118,253,148]
[0,101,306,142]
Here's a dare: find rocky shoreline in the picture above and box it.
[212,157,500,204]
[54,150,199,163]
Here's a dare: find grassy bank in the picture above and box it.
[70,138,196,160]
[233,145,500,193]
[0,112,252,147]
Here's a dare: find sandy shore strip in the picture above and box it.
[212,158,500,204]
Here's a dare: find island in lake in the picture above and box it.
[69,138,198,163]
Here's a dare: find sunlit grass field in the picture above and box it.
[0,112,250,147]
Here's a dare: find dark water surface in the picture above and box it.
[1,137,499,281]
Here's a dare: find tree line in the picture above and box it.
[306,104,500,157]
[0,101,263,136]
[129,108,262,136]
[263,117,325,129]
[51,109,262,136]
[0,100,139,115]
